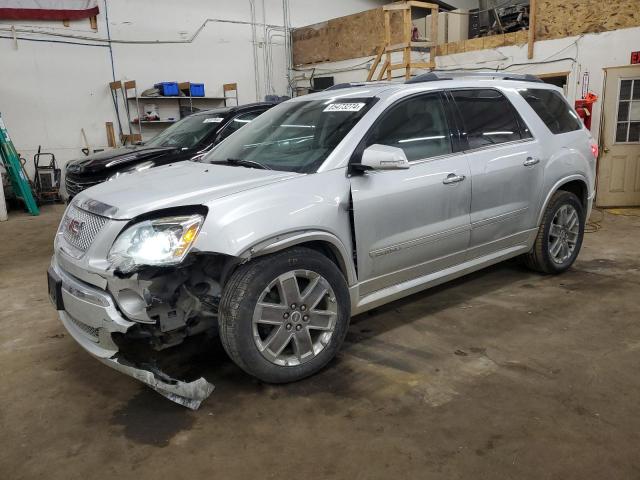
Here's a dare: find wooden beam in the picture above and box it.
[409,61,435,69]
[89,16,97,30]
[377,60,390,81]
[527,0,536,59]
[105,122,116,148]
[430,6,438,66]
[384,9,392,80]
[109,80,122,91]
[403,7,412,79]
[383,3,410,11]
[385,41,435,52]
[407,1,439,10]
[367,46,384,81]
[62,19,69,27]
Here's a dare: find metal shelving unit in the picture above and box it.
[118,81,239,140]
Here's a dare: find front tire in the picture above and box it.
[218,247,350,383]
[524,191,585,274]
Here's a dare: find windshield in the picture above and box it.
[200,98,376,173]
[146,112,228,148]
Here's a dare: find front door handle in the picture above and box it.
[442,173,466,184]
[523,156,540,167]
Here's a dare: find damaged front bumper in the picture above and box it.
[48,257,214,409]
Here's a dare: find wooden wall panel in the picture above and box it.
[293,7,409,66]
[292,22,330,65]
[292,0,640,66]
[536,0,640,40]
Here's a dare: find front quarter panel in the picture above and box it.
[192,168,356,283]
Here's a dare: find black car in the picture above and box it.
[65,102,275,199]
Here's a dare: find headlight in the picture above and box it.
[107,161,155,181]
[108,214,204,273]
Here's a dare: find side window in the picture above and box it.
[365,93,452,161]
[519,88,582,135]
[451,89,523,149]
[216,111,262,143]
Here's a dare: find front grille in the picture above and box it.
[60,205,108,253]
[69,316,100,342]
[65,175,103,198]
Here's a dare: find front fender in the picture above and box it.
[241,229,357,285]
[191,168,357,284]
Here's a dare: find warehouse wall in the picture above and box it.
[292,26,640,145]
[0,0,387,175]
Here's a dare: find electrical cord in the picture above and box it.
[0,34,106,47]
[605,209,640,218]
[0,17,282,45]
[585,207,605,233]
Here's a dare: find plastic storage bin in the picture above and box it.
[154,82,179,96]
[189,83,205,97]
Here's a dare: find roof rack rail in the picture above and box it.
[405,71,543,84]
[405,72,451,84]
[324,81,396,91]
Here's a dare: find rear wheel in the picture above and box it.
[218,247,350,383]
[524,191,585,274]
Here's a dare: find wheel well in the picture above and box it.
[557,180,587,207]
[294,240,350,281]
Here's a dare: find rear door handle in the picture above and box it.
[442,173,466,184]
[523,156,540,166]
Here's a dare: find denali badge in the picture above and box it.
[68,219,84,236]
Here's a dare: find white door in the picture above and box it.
[597,65,640,207]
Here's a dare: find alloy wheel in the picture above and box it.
[548,204,580,264]
[252,269,338,366]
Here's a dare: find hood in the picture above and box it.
[66,146,177,174]
[73,161,299,220]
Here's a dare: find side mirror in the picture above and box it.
[358,144,410,171]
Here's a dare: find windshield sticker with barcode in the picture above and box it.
[323,103,366,112]
[203,117,224,123]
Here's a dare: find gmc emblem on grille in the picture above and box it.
[68,219,84,236]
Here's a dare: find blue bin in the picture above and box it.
[154,82,179,96]
[189,83,205,97]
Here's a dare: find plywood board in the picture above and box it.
[293,6,422,66]
[292,22,330,65]
[536,0,640,40]
[292,0,640,66]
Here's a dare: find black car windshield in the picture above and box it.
[146,111,229,148]
[200,98,376,173]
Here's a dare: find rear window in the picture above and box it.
[451,89,528,149]
[519,88,582,134]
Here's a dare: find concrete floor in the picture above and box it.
[1,204,639,479]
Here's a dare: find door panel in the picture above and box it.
[597,66,640,207]
[449,88,544,256]
[350,91,471,296]
[463,141,544,257]
[351,157,471,296]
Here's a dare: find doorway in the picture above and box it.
[597,65,640,207]
[538,72,569,96]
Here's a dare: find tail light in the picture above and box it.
[590,143,598,159]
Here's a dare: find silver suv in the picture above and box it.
[48,72,596,407]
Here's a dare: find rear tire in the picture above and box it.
[524,191,585,274]
[218,247,350,383]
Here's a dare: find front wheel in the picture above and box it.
[218,247,350,383]
[524,191,585,274]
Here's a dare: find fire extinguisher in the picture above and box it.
[575,92,598,131]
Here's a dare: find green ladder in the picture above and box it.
[0,113,39,216]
